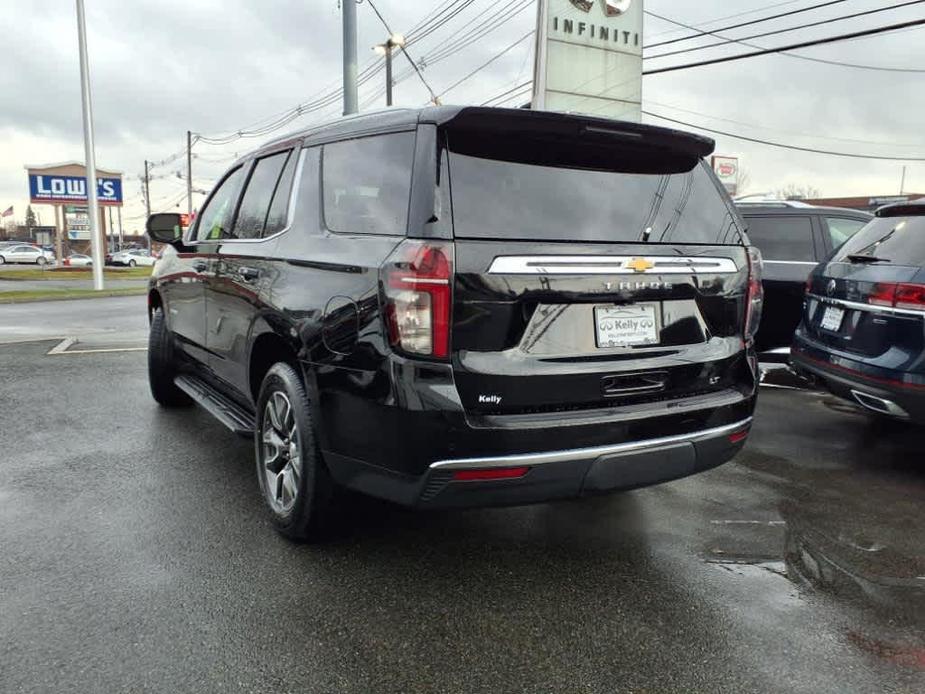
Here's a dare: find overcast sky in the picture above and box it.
[2,0,924,231]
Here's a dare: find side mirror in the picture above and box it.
[146,213,186,246]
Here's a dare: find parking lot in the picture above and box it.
[0,296,920,693]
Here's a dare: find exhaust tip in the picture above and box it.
[850,390,910,420]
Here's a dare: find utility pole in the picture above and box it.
[375,34,405,107]
[900,165,907,195]
[143,159,151,248]
[187,130,193,216]
[342,0,358,115]
[75,0,104,290]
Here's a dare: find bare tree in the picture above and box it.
[776,183,820,200]
[735,166,751,196]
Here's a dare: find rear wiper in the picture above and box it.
[846,254,890,264]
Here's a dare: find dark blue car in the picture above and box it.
[792,201,925,423]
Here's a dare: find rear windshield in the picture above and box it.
[833,215,925,265]
[446,148,743,245]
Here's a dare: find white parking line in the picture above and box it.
[46,336,147,355]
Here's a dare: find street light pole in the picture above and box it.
[375,34,405,108]
[75,0,104,290]
[187,130,193,216]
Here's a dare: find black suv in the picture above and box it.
[793,201,925,423]
[735,202,871,355]
[146,107,761,540]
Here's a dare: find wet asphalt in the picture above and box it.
[0,299,923,693]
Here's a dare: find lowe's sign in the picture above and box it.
[29,174,123,205]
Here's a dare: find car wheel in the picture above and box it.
[148,307,192,407]
[129,259,137,268]
[256,363,333,541]
[0,255,5,264]
[36,256,46,265]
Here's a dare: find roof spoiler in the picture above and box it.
[876,200,925,217]
[433,106,715,159]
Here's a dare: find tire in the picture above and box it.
[36,256,46,265]
[148,307,192,407]
[255,363,333,541]
[0,255,5,264]
[129,260,137,268]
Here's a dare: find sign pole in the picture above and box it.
[342,0,358,115]
[75,0,104,290]
[54,205,63,264]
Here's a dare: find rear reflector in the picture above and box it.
[452,467,530,482]
[728,429,750,444]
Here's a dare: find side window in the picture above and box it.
[232,151,291,240]
[322,132,415,235]
[195,166,246,241]
[824,217,867,251]
[264,150,299,236]
[745,216,815,262]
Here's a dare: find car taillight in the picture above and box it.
[868,282,925,310]
[745,247,764,342]
[381,240,453,359]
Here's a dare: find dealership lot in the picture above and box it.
[0,299,922,694]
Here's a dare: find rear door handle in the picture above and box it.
[238,266,260,281]
[192,259,208,272]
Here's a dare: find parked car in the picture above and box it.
[736,201,871,355]
[0,243,55,265]
[144,106,761,541]
[66,253,93,267]
[792,200,925,423]
[110,248,155,267]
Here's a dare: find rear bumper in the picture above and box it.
[791,338,925,423]
[324,416,753,510]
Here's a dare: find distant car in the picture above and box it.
[66,253,93,267]
[792,201,925,423]
[736,201,872,355]
[110,249,156,267]
[0,244,55,265]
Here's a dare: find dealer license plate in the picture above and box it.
[595,304,660,348]
[820,305,845,332]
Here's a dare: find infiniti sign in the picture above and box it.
[570,0,633,15]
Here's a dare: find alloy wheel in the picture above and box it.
[260,391,302,514]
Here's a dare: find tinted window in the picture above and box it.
[448,154,742,245]
[264,150,298,236]
[834,215,925,265]
[195,166,245,241]
[322,133,415,236]
[232,152,290,239]
[824,216,868,250]
[744,216,815,261]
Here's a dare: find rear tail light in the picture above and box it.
[381,240,454,359]
[868,282,925,310]
[745,247,764,342]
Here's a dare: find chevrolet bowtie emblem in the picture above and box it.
[626,258,655,273]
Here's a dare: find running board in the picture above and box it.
[174,374,255,436]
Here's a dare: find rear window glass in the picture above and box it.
[824,216,867,250]
[744,216,815,262]
[446,151,743,245]
[834,216,925,265]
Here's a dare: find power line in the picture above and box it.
[643,17,925,76]
[643,10,925,73]
[437,30,534,99]
[643,110,925,161]
[364,0,440,103]
[647,1,925,61]
[645,0,850,49]
[646,0,804,41]
[480,80,531,106]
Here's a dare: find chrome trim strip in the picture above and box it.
[808,293,925,318]
[429,417,753,471]
[487,255,739,275]
[850,390,910,419]
[764,260,818,266]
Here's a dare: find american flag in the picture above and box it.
[1,206,12,218]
